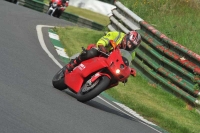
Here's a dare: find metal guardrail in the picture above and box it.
[18,0,105,30]
[109,1,200,106]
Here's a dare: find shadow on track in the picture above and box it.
[61,88,138,122]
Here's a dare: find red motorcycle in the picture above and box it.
[52,41,135,102]
[47,0,69,18]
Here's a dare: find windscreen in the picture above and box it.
[120,49,132,66]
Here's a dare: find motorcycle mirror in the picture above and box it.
[109,40,117,49]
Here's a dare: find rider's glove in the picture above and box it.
[98,45,108,54]
[130,68,137,77]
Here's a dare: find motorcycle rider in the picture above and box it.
[65,30,142,76]
[49,0,69,18]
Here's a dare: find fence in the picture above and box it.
[108,1,200,106]
[17,0,105,30]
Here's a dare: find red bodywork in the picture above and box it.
[50,0,62,6]
[65,41,132,93]
[50,0,68,11]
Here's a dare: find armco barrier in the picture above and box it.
[18,0,105,30]
[108,1,200,106]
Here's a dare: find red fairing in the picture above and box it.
[130,68,136,77]
[51,0,62,6]
[106,48,131,81]
[65,57,108,93]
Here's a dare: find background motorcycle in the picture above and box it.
[47,0,68,18]
[52,41,135,102]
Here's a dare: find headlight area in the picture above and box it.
[115,69,125,81]
[115,69,120,74]
[116,64,125,74]
[116,66,131,81]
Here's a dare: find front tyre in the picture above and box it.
[77,76,110,102]
[52,66,67,90]
[53,9,62,18]
[47,9,53,15]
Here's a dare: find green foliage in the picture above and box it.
[194,84,200,91]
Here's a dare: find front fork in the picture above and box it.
[49,7,57,16]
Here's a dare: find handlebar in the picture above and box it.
[92,47,110,57]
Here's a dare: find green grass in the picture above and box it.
[52,27,105,55]
[65,6,110,26]
[50,0,200,132]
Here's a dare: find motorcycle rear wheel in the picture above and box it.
[76,76,110,102]
[52,66,67,90]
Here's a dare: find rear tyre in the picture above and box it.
[77,76,110,102]
[52,66,67,90]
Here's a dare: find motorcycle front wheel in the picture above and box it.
[47,9,53,15]
[53,9,62,18]
[76,76,110,102]
[52,66,67,90]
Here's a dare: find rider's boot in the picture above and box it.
[66,57,82,72]
[64,47,90,73]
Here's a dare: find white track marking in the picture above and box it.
[36,25,63,68]
[98,97,162,133]
[54,46,69,58]
[49,32,60,40]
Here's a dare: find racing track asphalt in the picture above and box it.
[0,1,163,133]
